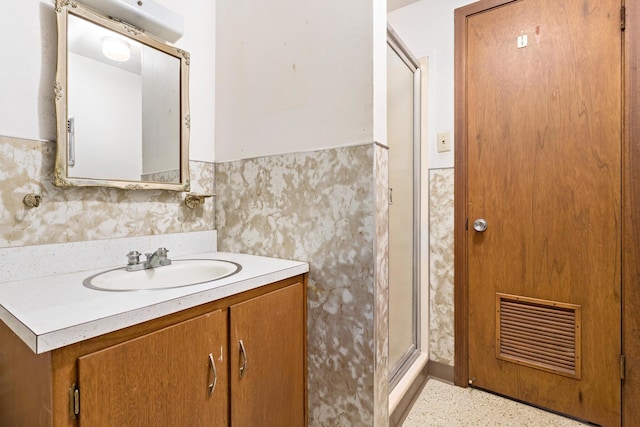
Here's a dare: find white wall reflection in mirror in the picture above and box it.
[67,14,181,183]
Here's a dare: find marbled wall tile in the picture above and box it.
[216,144,387,427]
[140,169,180,183]
[429,168,455,366]
[373,144,389,427]
[0,136,214,248]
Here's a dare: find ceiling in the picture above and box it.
[387,0,420,12]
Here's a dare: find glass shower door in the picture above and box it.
[387,30,421,387]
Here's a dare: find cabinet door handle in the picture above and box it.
[208,353,217,396]
[239,339,248,379]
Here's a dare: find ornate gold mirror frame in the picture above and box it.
[54,0,191,191]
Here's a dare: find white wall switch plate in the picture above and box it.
[437,132,452,153]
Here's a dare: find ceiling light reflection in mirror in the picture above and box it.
[102,37,131,62]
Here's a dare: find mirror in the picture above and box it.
[54,1,190,191]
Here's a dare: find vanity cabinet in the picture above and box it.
[77,310,229,426]
[0,275,306,427]
[230,282,305,426]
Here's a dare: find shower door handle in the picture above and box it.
[473,218,488,232]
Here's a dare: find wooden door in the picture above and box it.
[457,0,622,425]
[230,282,305,427]
[77,310,228,426]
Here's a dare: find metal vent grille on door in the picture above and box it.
[496,293,581,379]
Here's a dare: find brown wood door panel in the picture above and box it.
[625,3,640,427]
[460,0,622,425]
[230,282,305,427]
[77,310,229,427]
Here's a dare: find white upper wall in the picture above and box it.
[216,0,386,162]
[156,0,215,162]
[388,0,475,169]
[373,0,388,148]
[0,1,57,143]
[0,0,215,162]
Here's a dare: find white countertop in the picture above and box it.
[0,252,308,354]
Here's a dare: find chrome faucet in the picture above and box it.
[126,247,172,271]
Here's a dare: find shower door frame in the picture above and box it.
[387,26,422,390]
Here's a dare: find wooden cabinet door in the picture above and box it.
[77,310,228,427]
[230,282,305,427]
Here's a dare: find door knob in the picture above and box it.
[473,218,488,232]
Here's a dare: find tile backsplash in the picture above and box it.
[0,135,214,248]
[0,230,217,283]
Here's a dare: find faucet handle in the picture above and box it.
[126,251,141,265]
[157,247,172,266]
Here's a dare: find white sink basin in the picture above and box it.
[83,259,242,291]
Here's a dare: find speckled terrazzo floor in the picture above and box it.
[402,379,588,426]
